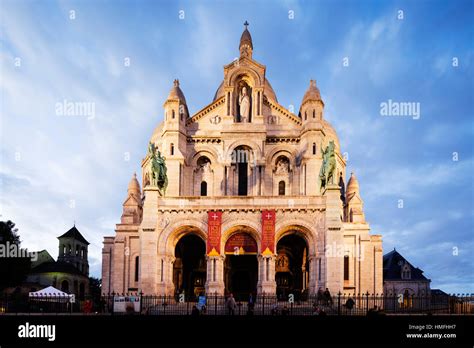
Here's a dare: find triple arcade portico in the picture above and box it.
[102,23,383,299]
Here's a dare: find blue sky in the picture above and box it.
[1,0,473,293]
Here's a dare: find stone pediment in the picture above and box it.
[186,96,225,126]
[223,56,266,76]
[264,99,302,126]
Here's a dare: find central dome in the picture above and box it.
[213,79,278,102]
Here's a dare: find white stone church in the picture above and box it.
[102,24,383,299]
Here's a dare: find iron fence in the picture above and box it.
[1,292,473,315]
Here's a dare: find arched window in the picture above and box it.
[344,255,349,280]
[81,248,85,259]
[61,280,69,293]
[304,111,307,120]
[68,244,72,255]
[135,256,139,282]
[172,110,175,119]
[401,264,411,280]
[313,109,315,118]
[201,181,208,196]
[170,143,174,156]
[278,181,285,196]
[312,143,316,155]
[63,245,66,256]
[75,245,79,256]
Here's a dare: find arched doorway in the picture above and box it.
[275,234,309,300]
[173,234,206,300]
[224,232,258,301]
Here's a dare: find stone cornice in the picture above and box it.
[186,137,222,144]
[155,196,326,214]
[265,137,300,144]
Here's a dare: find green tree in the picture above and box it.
[0,220,31,291]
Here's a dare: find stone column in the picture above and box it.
[205,255,225,295]
[257,254,277,295]
[323,184,344,294]
[156,254,175,295]
[112,238,125,293]
[101,238,113,294]
[139,187,159,294]
[224,165,229,196]
[308,255,318,295]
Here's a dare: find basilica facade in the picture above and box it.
[102,25,383,299]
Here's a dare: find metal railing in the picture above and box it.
[1,292,473,315]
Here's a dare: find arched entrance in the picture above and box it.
[224,232,258,301]
[275,234,309,300]
[173,234,206,300]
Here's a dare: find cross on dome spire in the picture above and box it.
[239,21,253,58]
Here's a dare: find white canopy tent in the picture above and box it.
[29,286,73,301]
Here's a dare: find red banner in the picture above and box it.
[207,211,222,256]
[224,233,258,254]
[261,210,275,255]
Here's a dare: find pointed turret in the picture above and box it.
[345,172,365,223]
[346,172,360,201]
[299,79,324,122]
[121,173,143,224]
[127,172,141,200]
[239,21,253,58]
[164,79,189,122]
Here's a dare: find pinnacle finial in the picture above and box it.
[173,79,179,87]
[244,20,249,29]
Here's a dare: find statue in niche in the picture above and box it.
[201,161,211,173]
[239,86,250,122]
[196,157,212,174]
[274,157,290,175]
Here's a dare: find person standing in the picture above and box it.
[226,293,237,315]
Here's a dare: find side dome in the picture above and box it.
[150,121,164,143]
